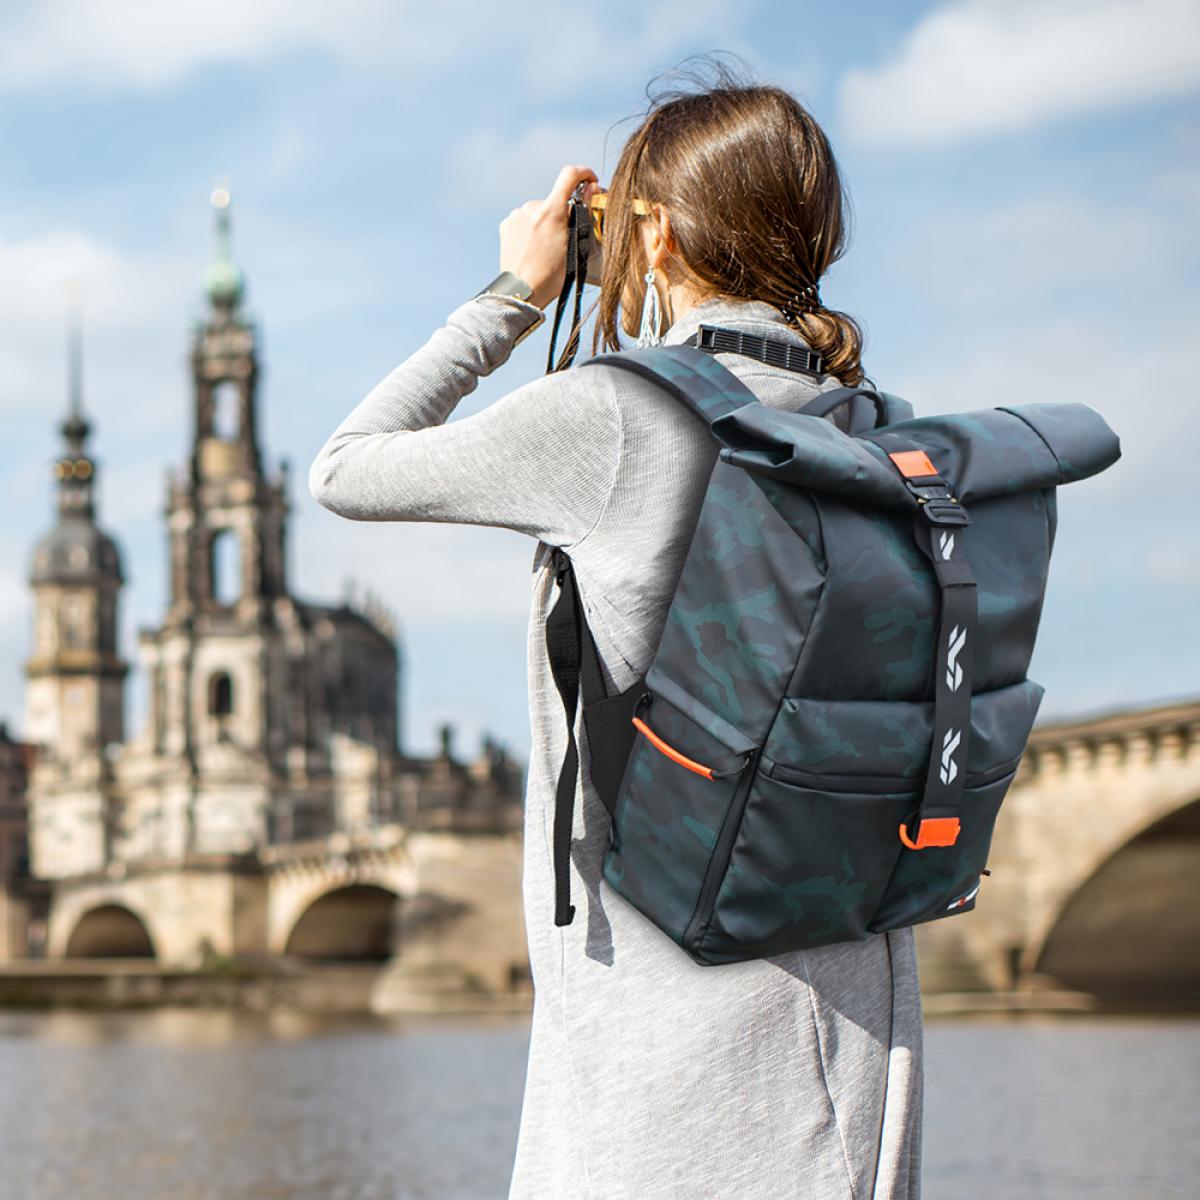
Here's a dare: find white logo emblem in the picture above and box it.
[938,530,955,559]
[946,881,981,911]
[945,624,966,692]
[939,726,961,785]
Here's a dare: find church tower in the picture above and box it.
[135,187,348,857]
[25,303,127,763]
[130,187,403,859]
[139,187,295,780]
[167,185,288,626]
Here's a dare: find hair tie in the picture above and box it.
[779,281,822,323]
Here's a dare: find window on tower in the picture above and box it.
[62,594,88,650]
[211,380,240,441]
[210,528,242,606]
[209,672,234,717]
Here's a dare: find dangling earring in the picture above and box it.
[635,265,664,347]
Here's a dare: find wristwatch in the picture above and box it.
[475,270,546,347]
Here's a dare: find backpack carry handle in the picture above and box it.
[797,386,889,430]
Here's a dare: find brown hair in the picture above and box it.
[591,55,866,386]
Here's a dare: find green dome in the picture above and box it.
[204,257,244,307]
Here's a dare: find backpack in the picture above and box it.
[546,340,1122,966]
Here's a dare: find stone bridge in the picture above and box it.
[36,696,1200,1005]
[43,822,528,996]
[915,694,1200,1002]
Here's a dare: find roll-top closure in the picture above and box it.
[712,400,1120,506]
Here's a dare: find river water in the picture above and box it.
[0,1009,1195,1199]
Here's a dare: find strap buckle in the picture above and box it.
[912,486,971,527]
[886,450,971,527]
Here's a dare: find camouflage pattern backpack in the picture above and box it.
[546,339,1121,966]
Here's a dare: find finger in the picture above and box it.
[547,164,597,208]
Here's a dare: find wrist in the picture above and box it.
[475,271,546,347]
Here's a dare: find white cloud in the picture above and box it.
[0,231,196,454]
[0,0,734,97]
[508,0,740,101]
[0,230,182,330]
[839,0,1200,149]
[0,0,389,92]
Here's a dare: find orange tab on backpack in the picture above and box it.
[898,816,961,850]
[889,450,939,479]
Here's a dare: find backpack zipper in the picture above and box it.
[763,753,1021,793]
[681,744,762,955]
[631,715,748,780]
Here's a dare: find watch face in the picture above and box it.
[506,271,533,299]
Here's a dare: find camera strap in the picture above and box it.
[545,189,592,374]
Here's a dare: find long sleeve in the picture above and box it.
[307,293,624,549]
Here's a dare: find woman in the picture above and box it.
[310,63,923,1200]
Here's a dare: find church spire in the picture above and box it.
[203,184,245,312]
[26,286,127,761]
[56,294,95,520]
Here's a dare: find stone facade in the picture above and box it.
[0,724,42,960]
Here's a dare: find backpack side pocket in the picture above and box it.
[602,687,756,950]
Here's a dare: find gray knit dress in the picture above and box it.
[309,292,924,1200]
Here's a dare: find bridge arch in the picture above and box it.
[265,844,417,955]
[64,903,158,959]
[1030,794,1200,1000]
[283,884,400,960]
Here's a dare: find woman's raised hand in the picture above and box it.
[499,164,599,311]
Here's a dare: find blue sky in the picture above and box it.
[1,0,1197,763]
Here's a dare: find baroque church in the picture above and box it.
[10,194,528,990]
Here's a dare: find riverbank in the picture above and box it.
[2,959,1196,1017]
[0,960,533,1014]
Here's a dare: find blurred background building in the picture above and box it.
[1,199,529,1005]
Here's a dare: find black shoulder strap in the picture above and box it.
[581,344,761,427]
[544,546,607,926]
